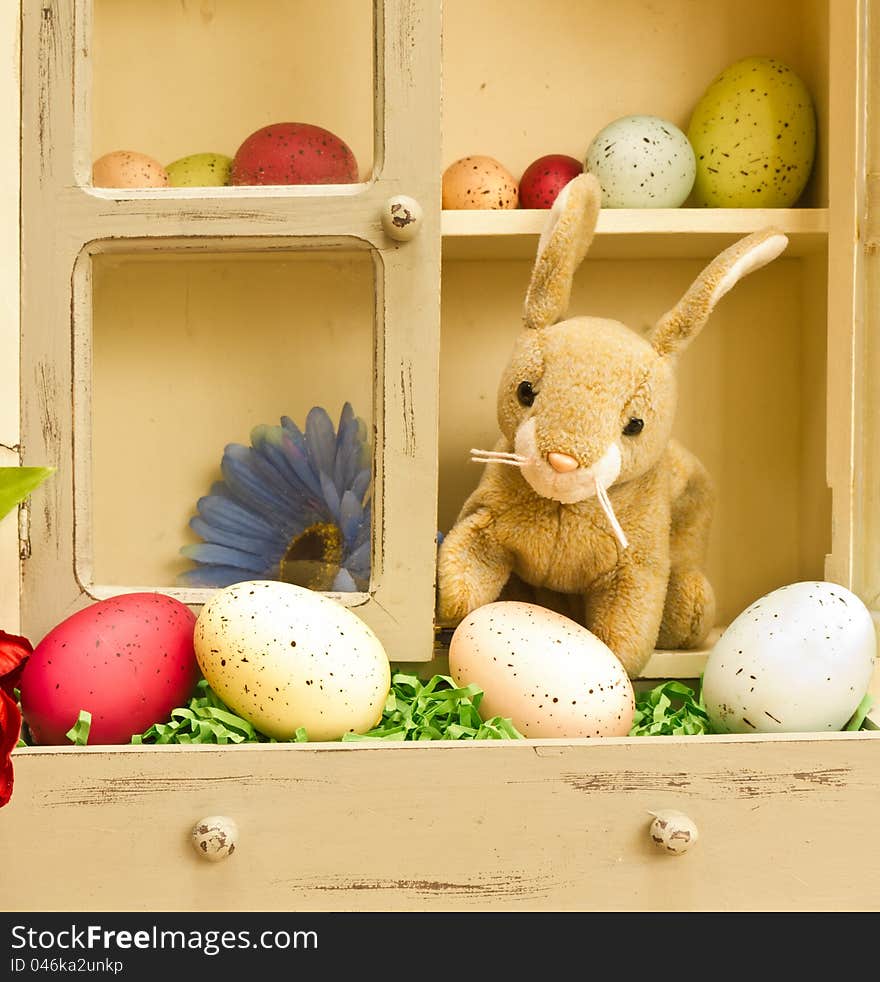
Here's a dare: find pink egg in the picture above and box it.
[20,594,199,745]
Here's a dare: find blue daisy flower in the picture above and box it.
[179,403,371,592]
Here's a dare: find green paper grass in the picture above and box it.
[65,710,92,746]
[845,693,876,731]
[342,673,523,742]
[630,680,714,736]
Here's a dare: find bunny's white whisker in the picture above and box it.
[595,478,629,550]
[470,456,525,468]
[469,448,527,462]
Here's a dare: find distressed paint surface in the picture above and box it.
[2,735,879,911]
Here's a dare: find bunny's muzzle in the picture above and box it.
[513,418,622,505]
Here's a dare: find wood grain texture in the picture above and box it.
[3,734,879,911]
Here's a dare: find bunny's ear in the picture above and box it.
[523,173,602,331]
[648,227,789,357]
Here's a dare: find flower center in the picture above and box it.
[278,522,343,591]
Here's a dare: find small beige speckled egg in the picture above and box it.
[442,155,519,209]
[195,580,390,741]
[449,601,635,738]
[92,150,170,188]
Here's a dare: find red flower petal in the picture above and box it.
[0,630,32,697]
[0,685,22,808]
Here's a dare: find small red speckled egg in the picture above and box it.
[230,122,359,185]
[442,155,518,209]
[20,594,199,745]
[92,151,170,188]
[519,154,583,208]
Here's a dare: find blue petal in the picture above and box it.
[222,446,294,517]
[319,470,341,519]
[177,565,263,588]
[351,469,371,503]
[347,540,370,572]
[181,542,268,571]
[332,567,358,592]
[305,406,337,479]
[339,490,363,544]
[190,517,282,560]
[197,494,278,538]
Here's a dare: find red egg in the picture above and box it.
[231,122,359,186]
[519,154,584,208]
[20,593,199,745]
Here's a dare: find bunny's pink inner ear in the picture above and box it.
[523,173,602,331]
[649,229,789,357]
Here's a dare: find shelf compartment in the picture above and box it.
[442,209,829,260]
[91,0,375,185]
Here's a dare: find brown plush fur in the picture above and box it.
[437,173,788,677]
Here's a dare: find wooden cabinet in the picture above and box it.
[2,0,879,911]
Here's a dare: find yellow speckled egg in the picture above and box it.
[688,56,816,207]
[442,155,518,209]
[449,602,635,738]
[92,150,170,188]
[194,580,390,741]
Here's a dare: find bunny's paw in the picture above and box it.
[656,568,716,650]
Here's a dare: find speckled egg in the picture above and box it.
[230,122,358,185]
[442,156,518,210]
[20,593,199,745]
[585,116,696,208]
[166,152,232,187]
[703,582,876,734]
[449,602,635,738]
[194,580,390,741]
[92,150,170,188]
[688,57,816,207]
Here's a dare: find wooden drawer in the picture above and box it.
[3,734,878,912]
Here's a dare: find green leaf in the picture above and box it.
[0,467,54,522]
[65,709,92,746]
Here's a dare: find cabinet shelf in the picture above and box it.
[442,208,829,260]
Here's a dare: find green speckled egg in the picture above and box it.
[688,57,816,207]
[165,152,232,188]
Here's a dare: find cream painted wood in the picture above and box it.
[0,1,21,633]
[442,208,830,261]
[19,1,443,660]
[3,735,879,912]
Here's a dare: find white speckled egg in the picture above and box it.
[449,602,635,738]
[194,580,390,741]
[703,582,876,734]
[585,115,696,208]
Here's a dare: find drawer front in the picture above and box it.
[2,735,878,912]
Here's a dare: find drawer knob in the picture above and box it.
[381,194,423,241]
[192,815,238,862]
[648,809,698,855]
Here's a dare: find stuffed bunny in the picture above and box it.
[437,173,788,677]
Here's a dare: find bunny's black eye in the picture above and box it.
[517,381,536,407]
[623,417,644,436]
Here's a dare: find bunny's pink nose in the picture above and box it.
[548,452,579,473]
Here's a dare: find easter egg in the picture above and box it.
[194,580,390,741]
[166,152,232,187]
[230,123,359,186]
[702,582,876,734]
[585,116,695,208]
[92,151,169,188]
[688,56,816,207]
[442,156,518,210]
[449,602,635,738]
[519,154,583,209]
[20,594,199,745]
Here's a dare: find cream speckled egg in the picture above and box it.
[585,115,696,208]
[449,602,635,738]
[195,580,390,741]
[703,581,876,734]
